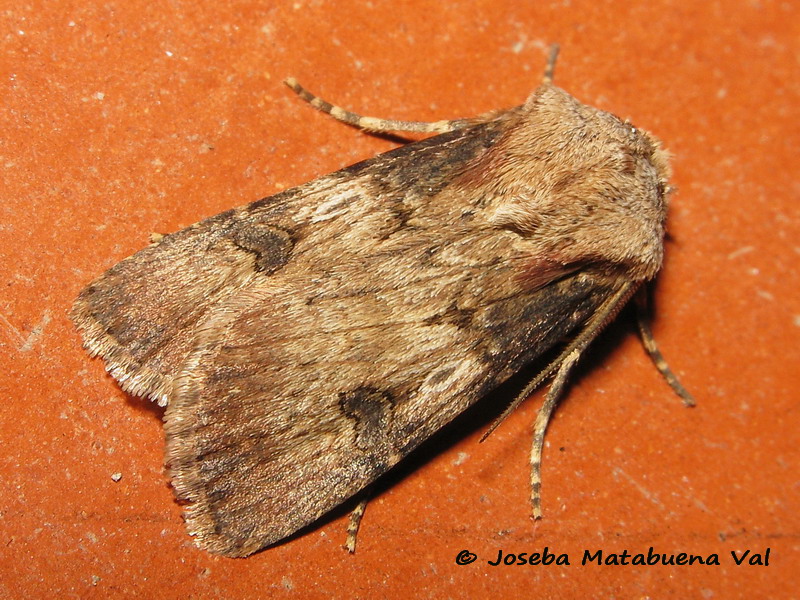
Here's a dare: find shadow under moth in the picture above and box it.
[72,47,693,557]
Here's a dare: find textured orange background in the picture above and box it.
[2,0,798,597]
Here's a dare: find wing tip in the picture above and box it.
[70,293,173,405]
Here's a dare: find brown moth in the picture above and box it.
[72,47,691,557]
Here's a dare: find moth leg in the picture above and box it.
[530,349,580,518]
[526,285,694,516]
[343,487,372,553]
[542,44,560,84]
[284,78,475,133]
[634,288,695,406]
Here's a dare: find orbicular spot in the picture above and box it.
[338,387,394,453]
[426,365,456,386]
[230,223,294,275]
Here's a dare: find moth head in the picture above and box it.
[478,83,672,282]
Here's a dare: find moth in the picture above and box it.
[72,47,692,557]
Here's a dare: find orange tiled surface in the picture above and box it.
[2,1,798,597]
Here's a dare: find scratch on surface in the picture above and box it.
[1,310,51,352]
[20,310,51,352]
[727,245,755,260]
[612,466,665,511]
[0,312,26,346]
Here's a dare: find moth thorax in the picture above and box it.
[486,86,672,281]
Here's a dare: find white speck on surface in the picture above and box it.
[111,472,122,482]
[452,451,469,466]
